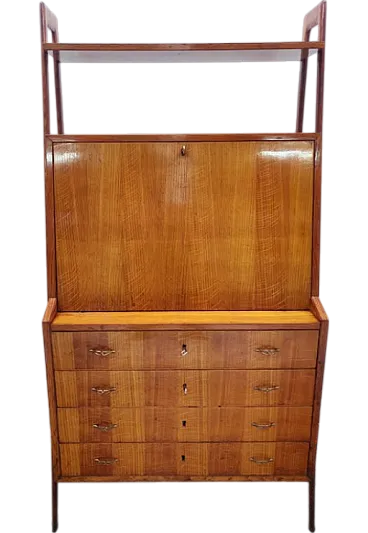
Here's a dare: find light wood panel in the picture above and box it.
[55,370,315,407]
[51,310,319,331]
[52,330,318,370]
[54,141,314,311]
[60,442,308,477]
[58,406,312,443]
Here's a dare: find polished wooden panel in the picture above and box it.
[208,370,315,406]
[54,141,314,312]
[51,310,319,331]
[55,370,315,407]
[49,133,319,143]
[58,406,312,443]
[52,330,318,370]
[60,443,207,476]
[208,442,309,476]
[60,442,308,477]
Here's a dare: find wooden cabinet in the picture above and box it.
[40,2,328,531]
[54,141,314,312]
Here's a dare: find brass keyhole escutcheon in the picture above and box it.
[181,145,186,156]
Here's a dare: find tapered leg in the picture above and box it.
[309,478,315,532]
[52,480,58,532]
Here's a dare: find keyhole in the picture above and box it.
[182,420,187,427]
[181,344,188,356]
[183,383,188,395]
[181,455,186,461]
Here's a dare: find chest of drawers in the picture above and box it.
[43,307,327,530]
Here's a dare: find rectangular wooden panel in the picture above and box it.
[58,407,312,443]
[51,310,320,331]
[54,141,314,311]
[60,442,308,477]
[207,442,309,476]
[208,370,315,406]
[52,330,318,370]
[55,370,315,407]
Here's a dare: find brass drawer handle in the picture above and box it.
[89,348,116,357]
[253,385,280,393]
[250,457,274,465]
[181,344,188,357]
[94,458,118,465]
[183,383,188,395]
[255,347,280,356]
[91,386,117,395]
[251,422,276,429]
[93,422,118,432]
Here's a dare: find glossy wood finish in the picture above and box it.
[58,406,312,443]
[51,310,319,331]
[60,442,309,477]
[55,370,315,408]
[49,133,319,143]
[44,138,56,299]
[52,330,318,370]
[54,141,314,312]
[42,298,59,533]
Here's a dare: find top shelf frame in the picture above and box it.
[44,42,324,63]
[40,1,326,137]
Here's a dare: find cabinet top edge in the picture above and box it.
[51,310,320,332]
[47,134,319,143]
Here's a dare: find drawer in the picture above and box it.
[60,442,308,477]
[55,370,315,407]
[52,330,318,370]
[58,406,312,443]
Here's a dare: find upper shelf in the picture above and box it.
[45,42,323,63]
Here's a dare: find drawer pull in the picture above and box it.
[255,347,280,356]
[94,458,118,465]
[183,383,188,395]
[181,145,186,156]
[253,385,280,393]
[89,348,116,357]
[251,422,276,429]
[181,344,188,357]
[250,457,274,465]
[93,422,118,432]
[91,386,117,395]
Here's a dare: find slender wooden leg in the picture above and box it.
[52,480,58,532]
[309,478,315,532]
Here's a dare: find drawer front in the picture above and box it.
[60,442,308,477]
[52,330,318,370]
[58,406,312,443]
[55,370,315,407]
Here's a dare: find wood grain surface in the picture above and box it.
[52,330,318,370]
[55,370,315,407]
[60,442,309,477]
[51,310,319,331]
[58,406,312,443]
[54,141,314,312]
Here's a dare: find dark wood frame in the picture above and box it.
[42,298,59,532]
[40,3,328,532]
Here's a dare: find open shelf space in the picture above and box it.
[45,42,323,63]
